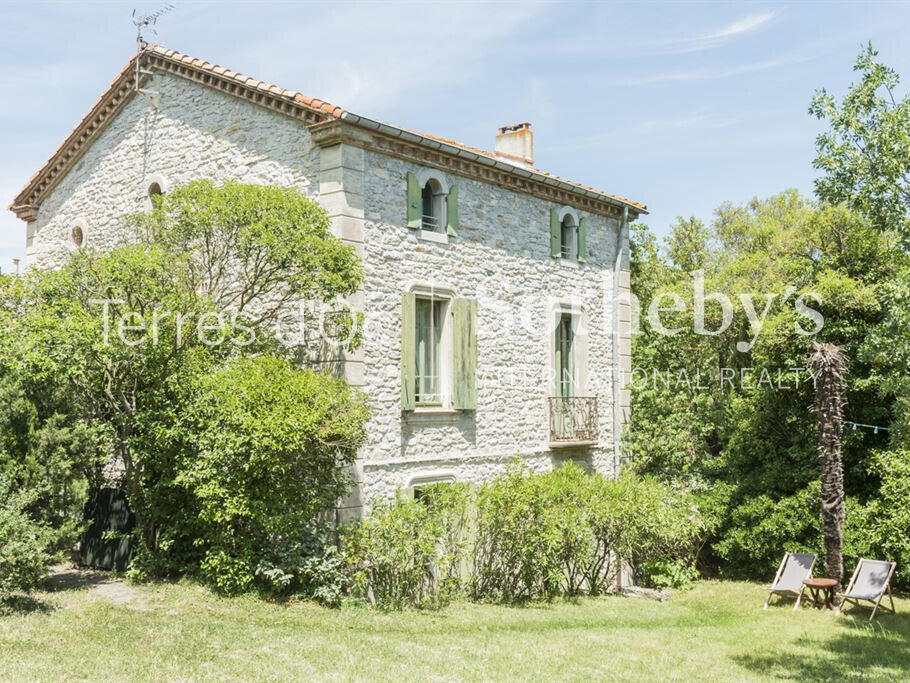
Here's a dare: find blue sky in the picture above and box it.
[2,1,910,274]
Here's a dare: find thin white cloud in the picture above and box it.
[232,2,552,115]
[604,52,816,88]
[640,11,779,55]
[539,109,741,154]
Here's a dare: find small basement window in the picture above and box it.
[410,475,457,505]
[147,182,163,209]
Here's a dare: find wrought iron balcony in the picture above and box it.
[549,396,599,446]
[421,214,440,231]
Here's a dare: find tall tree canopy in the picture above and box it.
[627,191,910,582]
[0,182,369,591]
[811,44,910,243]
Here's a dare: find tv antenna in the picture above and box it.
[132,5,175,104]
[133,5,175,50]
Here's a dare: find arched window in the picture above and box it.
[560,213,577,260]
[552,206,583,262]
[421,177,446,232]
[144,174,169,210]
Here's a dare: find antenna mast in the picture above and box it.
[132,5,175,102]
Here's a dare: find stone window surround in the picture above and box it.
[409,282,457,414]
[144,172,171,211]
[70,218,88,250]
[416,167,450,244]
[408,472,457,488]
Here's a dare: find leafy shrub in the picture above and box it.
[0,370,107,555]
[712,484,821,579]
[472,464,708,600]
[178,355,369,595]
[255,526,351,607]
[345,483,470,609]
[844,450,910,587]
[0,477,55,606]
[611,475,711,590]
[708,451,910,588]
[472,464,565,601]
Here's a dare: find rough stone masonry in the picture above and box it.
[13,51,640,517]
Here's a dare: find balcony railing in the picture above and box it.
[548,396,598,446]
[421,214,440,231]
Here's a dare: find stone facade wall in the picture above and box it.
[24,70,630,514]
[29,72,318,269]
[357,151,625,505]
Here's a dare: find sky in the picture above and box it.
[2,1,910,274]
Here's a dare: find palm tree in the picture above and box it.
[808,343,847,584]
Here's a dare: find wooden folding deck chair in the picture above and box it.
[835,559,897,621]
[764,552,816,610]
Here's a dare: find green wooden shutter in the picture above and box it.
[401,292,416,411]
[446,185,459,237]
[453,298,477,410]
[550,208,561,258]
[577,217,588,263]
[407,172,421,229]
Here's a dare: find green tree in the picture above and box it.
[811,44,910,242]
[133,180,363,328]
[628,192,909,579]
[179,355,368,594]
[666,216,711,273]
[0,182,367,585]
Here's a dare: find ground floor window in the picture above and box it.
[415,297,446,405]
[401,290,476,412]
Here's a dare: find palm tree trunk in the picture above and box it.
[809,343,847,585]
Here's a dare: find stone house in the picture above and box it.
[9,45,646,517]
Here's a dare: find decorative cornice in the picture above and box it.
[10,61,139,219]
[10,44,646,223]
[312,119,633,220]
[144,51,333,129]
[9,46,340,221]
[16,205,38,222]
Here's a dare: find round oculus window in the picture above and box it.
[71,225,85,248]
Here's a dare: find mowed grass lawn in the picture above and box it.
[2,574,909,681]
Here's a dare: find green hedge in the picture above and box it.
[344,483,470,609]
[709,449,910,587]
[346,464,709,609]
[0,477,55,606]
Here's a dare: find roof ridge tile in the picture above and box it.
[9,43,646,217]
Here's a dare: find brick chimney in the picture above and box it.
[494,122,534,167]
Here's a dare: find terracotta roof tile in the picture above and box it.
[136,46,645,210]
[401,128,647,212]
[10,44,646,217]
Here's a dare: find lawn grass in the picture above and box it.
[2,575,909,681]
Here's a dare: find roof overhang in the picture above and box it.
[338,112,647,218]
[8,45,342,220]
[9,45,646,222]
